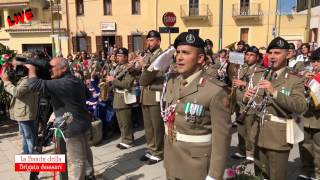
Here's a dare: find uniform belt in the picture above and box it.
[115,89,125,93]
[265,114,286,124]
[165,126,211,143]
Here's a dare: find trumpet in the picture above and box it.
[236,62,273,124]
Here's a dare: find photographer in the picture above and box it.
[25,57,94,180]
[0,57,38,154]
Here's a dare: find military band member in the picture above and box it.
[162,32,231,180]
[107,48,135,149]
[243,37,307,179]
[138,30,165,164]
[232,46,265,160]
[298,47,320,180]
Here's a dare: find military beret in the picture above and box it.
[267,36,290,52]
[147,30,161,40]
[237,40,245,46]
[116,48,128,56]
[205,39,213,46]
[174,32,205,50]
[310,47,320,61]
[245,46,259,55]
[288,43,295,50]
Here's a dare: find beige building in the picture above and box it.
[66,0,308,54]
[0,0,68,57]
[0,0,309,55]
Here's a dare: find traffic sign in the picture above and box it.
[162,12,176,27]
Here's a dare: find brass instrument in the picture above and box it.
[236,62,273,124]
[229,64,242,114]
[98,63,111,101]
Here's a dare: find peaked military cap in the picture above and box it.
[116,48,128,56]
[147,30,161,40]
[237,40,245,46]
[245,46,259,55]
[174,32,205,50]
[288,43,295,50]
[267,36,290,52]
[310,47,320,61]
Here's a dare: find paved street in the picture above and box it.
[0,120,301,180]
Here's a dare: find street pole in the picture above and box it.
[50,0,56,57]
[274,0,278,38]
[306,0,312,42]
[57,0,62,55]
[278,0,281,36]
[218,0,223,51]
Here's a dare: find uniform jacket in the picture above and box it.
[4,76,38,121]
[139,48,163,106]
[112,63,135,109]
[250,68,307,151]
[163,70,232,180]
[28,72,92,138]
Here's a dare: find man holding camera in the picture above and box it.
[25,57,94,180]
[1,57,38,154]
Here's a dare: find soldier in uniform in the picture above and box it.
[236,40,246,53]
[243,37,307,179]
[232,46,265,160]
[107,48,135,149]
[162,32,231,180]
[298,47,320,180]
[138,30,164,164]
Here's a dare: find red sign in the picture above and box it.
[7,9,33,27]
[162,12,176,27]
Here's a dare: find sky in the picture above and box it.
[279,0,297,13]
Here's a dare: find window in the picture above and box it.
[0,15,3,28]
[132,0,140,15]
[240,28,249,43]
[189,0,199,16]
[103,0,112,15]
[76,0,84,16]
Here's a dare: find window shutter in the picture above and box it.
[142,35,147,51]
[72,36,77,54]
[96,36,103,54]
[115,36,123,48]
[86,36,92,53]
[128,35,133,52]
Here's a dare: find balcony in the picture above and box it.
[181,4,210,20]
[232,3,263,19]
[0,0,29,8]
[5,20,66,34]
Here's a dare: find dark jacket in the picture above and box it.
[28,72,91,138]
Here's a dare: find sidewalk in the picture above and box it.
[0,122,301,180]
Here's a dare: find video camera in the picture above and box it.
[14,56,51,80]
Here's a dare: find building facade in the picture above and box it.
[297,0,320,49]
[0,0,309,55]
[0,0,68,57]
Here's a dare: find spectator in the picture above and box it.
[25,57,95,180]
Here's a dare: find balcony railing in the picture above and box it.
[232,3,263,19]
[5,20,66,33]
[0,0,29,7]
[181,4,210,20]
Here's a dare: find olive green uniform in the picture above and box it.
[139,48,165,158]
[113,63,135,146]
